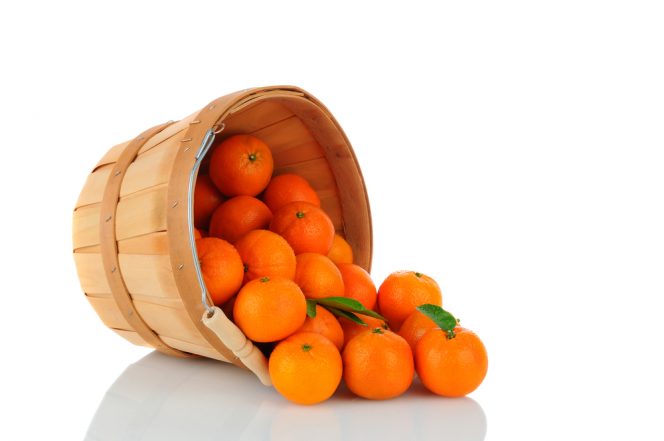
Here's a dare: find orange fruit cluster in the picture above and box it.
[194,134,488,405]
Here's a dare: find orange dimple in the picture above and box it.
[269,332,342,405]
[233,277,306,343]
[194,174,225,230]
[234,229,296,284]
[209,134,274,197]
[377,271,442,331]
[195,237,244,306]
[398,309,439,352]
[262,173,321,213]
[415,327,488,397]
[297,305,344,350]
[209,196,272,243]
[270,201,335,255]
[294,253,344,299]
[337,263,377,310]
[342,328,414,400]
[327,234,354,265]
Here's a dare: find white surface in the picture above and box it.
[1,1,664,440]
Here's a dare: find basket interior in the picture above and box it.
[198,95,370,269]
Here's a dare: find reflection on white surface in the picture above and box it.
[85,352,486,441]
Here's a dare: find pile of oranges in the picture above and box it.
[194,134,488,405]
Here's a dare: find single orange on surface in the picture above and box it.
[234,229,297,283]
[342,327,414,400]
[269,332,342,405]
[209,196,273,243]
[209,134,274,197]
[327,234,353,265]
[377,271,442,330]
[270,201,335,255]
[297,305,344,350]
[262,173,321,213]
[338,315,387,349]
[196,237,244,306]
[294,253,344,299]
[398,310,439,352]
[233,277,306,343]
[337,263,377,310]
[415,327,488,397]
[194,174,225,229]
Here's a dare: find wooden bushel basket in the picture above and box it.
[72,86,372,385]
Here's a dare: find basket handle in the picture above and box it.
[202,307,272,386]
[185,120,272,385]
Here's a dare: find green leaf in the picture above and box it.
[416,304,457,332]
[306,299,317,318]
[325,306,367,326]
[315,297,386,321]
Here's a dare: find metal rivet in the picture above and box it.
[114,170,121,177]
[111,266,117,273]
[172,201,178,208]
[105,215,112,222]
[178,263,184,270]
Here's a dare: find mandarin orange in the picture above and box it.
[209,134,273,197]
[415,327,488,397]
[209,196,272,243]
[294,253,344,299]
[196,237,244,306]
[342,327,414,400]
[327,234,354,265]
[270,201,335,255]
[194,174,224,229]
[233,277,306,342]
[297,305,344,350]
[269,332,342,405]
[337,263,377,310]
[377,271,442,330]
[262,173,320,212]
[234,229,297,283]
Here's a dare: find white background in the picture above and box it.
[1,1,663,440]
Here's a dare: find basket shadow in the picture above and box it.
[85,352,486,441]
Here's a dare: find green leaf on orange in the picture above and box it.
[306,299,317,318]
[315,297,386,321]
[325,306,367,326]
[416,304,457,332]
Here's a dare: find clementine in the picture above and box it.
[342,327,414,400]
[270,201,335,255]
[377,271,442,330]
[297,305,344,350]
[233,277,306,342]
[337,263,377,310]
[234,229,297,283]
[398,309,439,352]
[294,253,344,299]
[269,332,342,405]
[209,196,272,243]
[415,327,488,397]
[194,174,224,229]
[196,237,244,306]
[209,134,273,197]
[262,173,320,212]
[327,234,353,265]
